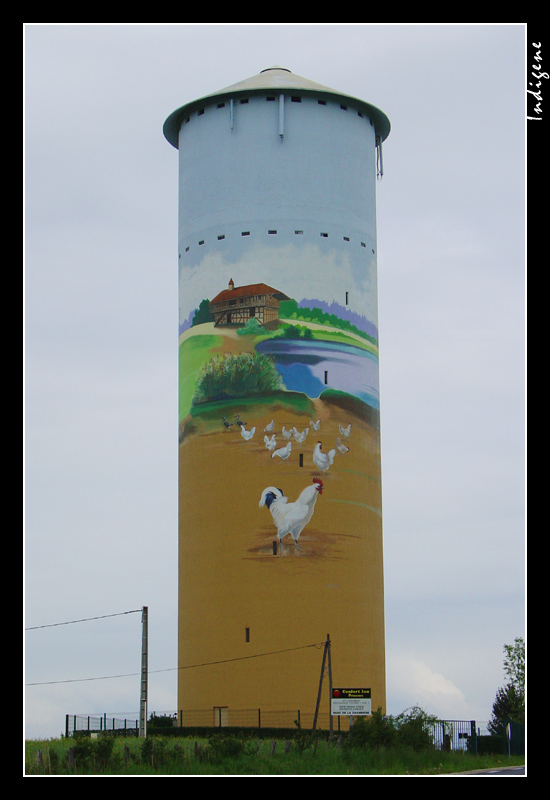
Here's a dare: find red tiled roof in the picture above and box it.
[210,282,289,305]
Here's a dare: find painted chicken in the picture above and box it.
[259,478,324,547]
[292,426,309,443]
[264,433,277,451]
[313,441,336,472]
[336,437,350,454]
[272,440,292,460]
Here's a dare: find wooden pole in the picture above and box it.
[312,634,329,732]
[327,633,333,740]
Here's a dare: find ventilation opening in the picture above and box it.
[245,627,250,643]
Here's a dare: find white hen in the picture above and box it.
[272,440,292,460]
[338,423,351,438]
[240,426,256,441]
[264,434,277,451]
[336,437,350,454]
[313,441,336,472]
[310,419,321,431]
[292,426,309,443]
[259,478,324,546]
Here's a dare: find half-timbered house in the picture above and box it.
[209,279,290,328]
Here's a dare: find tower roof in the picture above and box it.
[163,66,390,148]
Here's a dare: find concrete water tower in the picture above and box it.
[164,67,390,727]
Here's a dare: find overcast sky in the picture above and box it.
[24,23,526,740]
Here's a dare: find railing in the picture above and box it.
[66,710,513,753]
[174,707,352,732]
[65,714,139,738]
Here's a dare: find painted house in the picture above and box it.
[210,279,290,328]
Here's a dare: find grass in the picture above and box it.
[24,735,525,776]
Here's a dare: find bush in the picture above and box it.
[140,735,170,767]
[94,734,116,769]
[344,706,438,753]
[345,708,397,750]
[206,734,256,761]
[192,352,284,404]
[394,706,438,751]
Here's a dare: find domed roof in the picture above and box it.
[163,66,390,148]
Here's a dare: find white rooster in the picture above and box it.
[240,426,256,441]
[259,478,324,547]
[272,440,292,460]
[313,441,336,472]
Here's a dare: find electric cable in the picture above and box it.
[25,609,142,630]
[25,641,326,686]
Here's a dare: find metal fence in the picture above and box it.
[65,714,140,738]
[174,707,351,732]
[429,719,477,752]
[66,711,522,755]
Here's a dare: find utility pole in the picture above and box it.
[139,606,148,737]
[312,634,332,733]
[327,633,333,740]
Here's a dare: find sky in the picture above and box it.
[24,23,526,740]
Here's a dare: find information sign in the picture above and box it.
[331,687,372,716]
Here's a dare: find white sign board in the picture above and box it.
[331,688,372,716]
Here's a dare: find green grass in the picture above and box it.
[24,735,525,776]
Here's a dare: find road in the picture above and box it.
[448,765,525,776]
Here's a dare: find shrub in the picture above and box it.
[192,352,285,404]
[94,734,116,769]
[206,734,256,761]
[344,708,397,750]
[344,706,438,753]
[394,706,438,751]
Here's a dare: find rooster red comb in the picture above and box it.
[313,478,324,492]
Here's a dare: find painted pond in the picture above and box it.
[256,337,379,409]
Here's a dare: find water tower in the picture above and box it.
[164,67,390,727]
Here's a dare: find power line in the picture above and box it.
[25,609,142,631]
[25,641,325,687]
